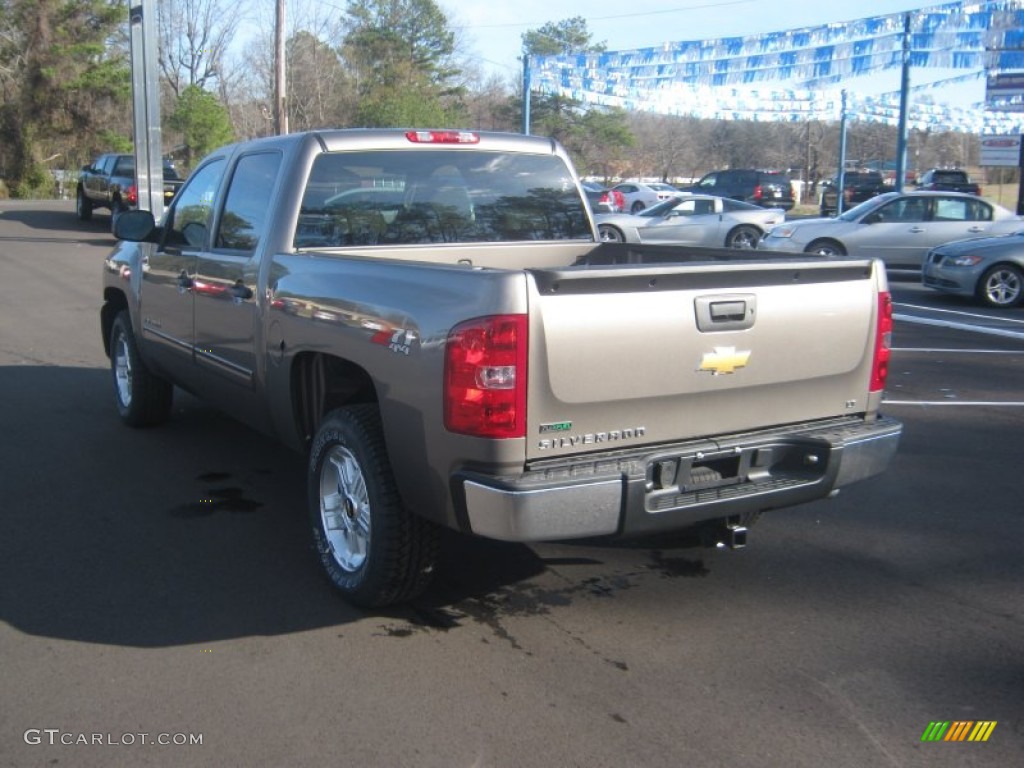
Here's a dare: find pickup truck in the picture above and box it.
[915,168,982,196]
[100,129,902,607]
[77,153,184,232]
[819,171,888,216]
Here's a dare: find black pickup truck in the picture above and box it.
[76,153,184,232]
[915,168,982,196]
[819,171,888,216]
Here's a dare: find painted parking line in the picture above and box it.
[883,400,1024,406]
[893,313,1024,341]
[896,303,1024,326]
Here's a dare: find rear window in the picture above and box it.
[295,149,590,247]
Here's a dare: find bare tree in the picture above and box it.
[158,0,246,98]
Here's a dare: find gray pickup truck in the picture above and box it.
[101,129,901,606]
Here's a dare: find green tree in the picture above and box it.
[340,0,465,127]
[169,84,234,167]
[0,0,129,197]
[521,16,605,58]
[521,18,631,171]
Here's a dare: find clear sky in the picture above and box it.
[449,0,985,108]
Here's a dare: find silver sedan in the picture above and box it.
[595,194,785,249]
[758,191,1023,269]
[923,231,1024,308]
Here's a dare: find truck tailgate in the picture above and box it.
[525,259,881,460]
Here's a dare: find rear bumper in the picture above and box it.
[456,415,901,542]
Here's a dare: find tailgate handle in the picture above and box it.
[710,301,747,321]
[695,294,756,332]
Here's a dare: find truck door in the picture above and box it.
[193,151,282,387]
[140,158,226,364]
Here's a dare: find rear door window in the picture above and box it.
[215,152,282,252]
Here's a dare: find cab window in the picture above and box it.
[215,152,282,252]
[164,159,226,248]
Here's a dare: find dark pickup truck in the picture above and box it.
[915,168,981,196]
[819,171,888,216]
[77,153,184,233]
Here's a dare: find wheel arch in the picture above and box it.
[804,238,847,256]
[101,288,130,357]
[290,351,380,448]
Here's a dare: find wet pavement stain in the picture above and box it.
[168,478,264,518]
[647,550,709,579]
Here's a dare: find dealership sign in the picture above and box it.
[980,135,1023,167]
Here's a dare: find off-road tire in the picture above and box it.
[76,187,93,221]
[308,405,439,607]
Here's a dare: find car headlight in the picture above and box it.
[945,254,983,267]
[766,225,796,238]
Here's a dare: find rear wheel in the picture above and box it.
[805,239,846,257]
[630,201,645,214]
[977,264,1023,308]
[76,187,93,221]
[309,405,439,607]
[725,225,762,249]
[599,224,626,243]
[109,310,173,427]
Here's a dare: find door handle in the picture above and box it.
[967,226,984,233]
[176,270,193,290]
[908,227,924,233]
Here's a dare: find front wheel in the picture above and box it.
[109,310,173,427]
[725,225,762,249]
[599,224,626,243]
[977,264,1023,308]
[309,405,439,607]
[76,187,93,221]
[805,239,847,257]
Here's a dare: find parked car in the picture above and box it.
[681,169,795,211]
[595,193,784,248]
[819,171,887,216]
[581,181,624,213]
[923,231,1024,308]
[610,181,679,213]
[758,191,1023,270]
[916,168,981,196]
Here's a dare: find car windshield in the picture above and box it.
[837,195,894,222]
[637,196,686,217]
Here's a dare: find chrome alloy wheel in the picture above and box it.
[981,266,1022,307]
[319,446,371,572]
[113,331,133,407]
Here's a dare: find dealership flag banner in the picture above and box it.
[532,0,1024,133]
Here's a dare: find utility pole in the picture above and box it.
[275,0,288,135]
[895,12,911,193]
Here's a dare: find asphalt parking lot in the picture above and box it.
[1,201,1021,767]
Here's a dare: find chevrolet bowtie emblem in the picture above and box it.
[698,346,751,375]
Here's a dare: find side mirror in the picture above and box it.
[114,209,157,242]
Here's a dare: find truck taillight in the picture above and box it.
[752,185,763,202]
[444,315,527,438]
[870,291,893,392]
[126,184,138,206]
